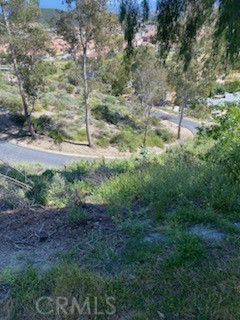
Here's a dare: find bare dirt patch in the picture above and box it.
[11,135,130,158]
[0,205,114,272]
[190,224,225,242]
[161,120,193,139]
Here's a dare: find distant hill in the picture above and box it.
[40,8,60,26]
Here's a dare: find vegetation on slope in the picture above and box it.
[0,107,239,319]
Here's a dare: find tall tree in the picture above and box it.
[132,48,166,146]
[0,0,49,138]
[168,54,210,139]
[57,0,108,148]
[119,0,149,54]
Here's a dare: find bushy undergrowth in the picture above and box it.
[210,80,240,96]
[1,107,240,319]
[97,155,240,216]
[198,105,240,181]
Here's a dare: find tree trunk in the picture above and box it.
[177,104,185,140]
[1,3,36,139]
[82,46,93,148]
[143,103,152,147]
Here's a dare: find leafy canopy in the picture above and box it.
[120,0,240,65]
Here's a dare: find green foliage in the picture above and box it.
[39,8,60,26]
[98,153,240,214]
[110,130,141,152]
[92,104,122,125]
[8,264,113,319]
[32,115,53,134]
[156,0,240,66]
[145,131,164,148]
[2,142,240,319]
[167,232,205,267]
[49,129,70,144]
[41,62,58,76]
[0,93,22,113]
[76,128,87,142]
[186,102,210,119]
[68,206,86,223]
[209,82,226,97]
[119,0,149,51]
[67,63,82,87]
[199,106,240,181]
[225,80,240,93]
[96,137,110,148]
[98,54,130,95]
[66,85,74,94]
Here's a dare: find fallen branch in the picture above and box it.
[0,173,32,191]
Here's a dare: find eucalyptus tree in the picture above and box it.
[168,53,211,140]
[57,0,109,148]
[119,0,149,54]
[120,0,240,67]
[132,48,167,146]
[0,0,49,138]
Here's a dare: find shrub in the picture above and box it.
[92,104,121,125]
[0,93,22,113]
[12,114,26,126]
[96,137,110,148]
[42,62,58,76]
[68,206,86,223]
[46,173,68,207]
[67,64,82,86]
[155,127,173,143]
[201,106,240,181]
[110,131,141,152]
[186,103,210,119]
[150,115,160,126]
[209,82,226,97]
[55,104,65,111]
[64,61,74,70]
[98,158,240,214]
[32,115,53,134]
[225,80,240,93]
[0,180,27,210]
[96,120,106,129]
[146,134,164,148]
[103,95,117,105]
[49,129,69,144]
[76,128,87,142]
[66,85,74,94]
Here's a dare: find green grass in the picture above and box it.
[1,126,240,319]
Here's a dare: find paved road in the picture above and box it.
[152,110,200,135]
[0,141,90,166]
[0,111,200,166]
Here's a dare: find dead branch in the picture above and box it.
[0,173,31,191]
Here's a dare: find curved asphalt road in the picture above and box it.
[0,111,200,166]
[0,142,92,166]
[152,111,200,135]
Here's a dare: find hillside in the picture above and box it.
[0,107,240,318]
[1,1,240,318]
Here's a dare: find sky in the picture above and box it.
[39,0,67,9]
[39,0,157,11]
